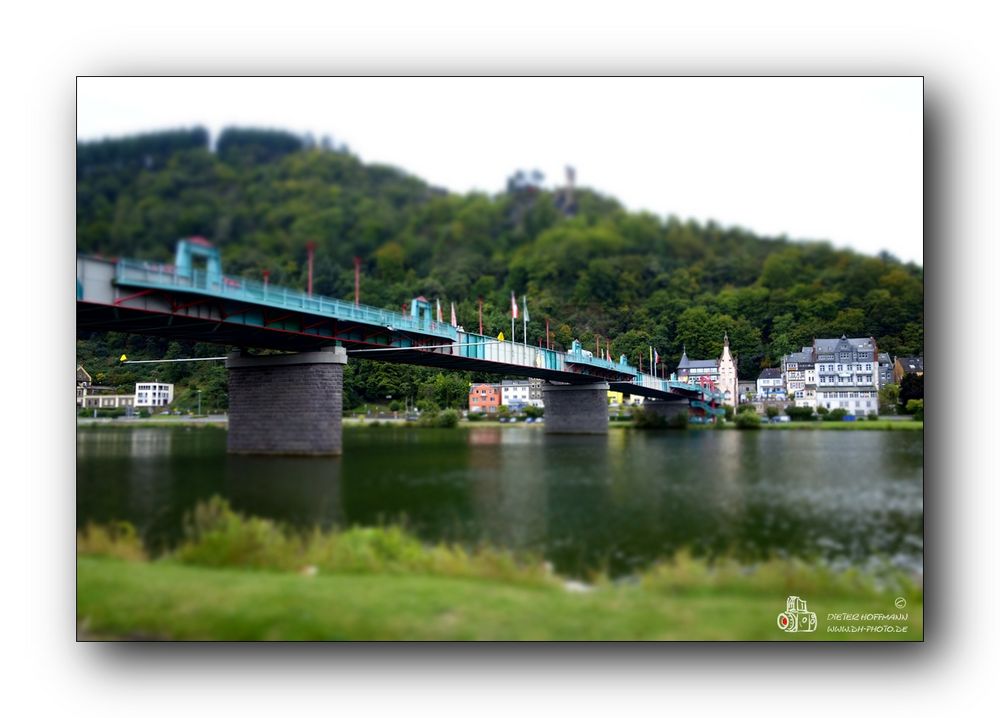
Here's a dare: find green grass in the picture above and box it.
[77,556,922,641]
[77,498,922,641]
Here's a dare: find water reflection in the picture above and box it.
[224,455,343,529]
[77,425,923,577]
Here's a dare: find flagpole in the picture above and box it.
[522,296,527,347]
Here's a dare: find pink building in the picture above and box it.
[469,383,501,413]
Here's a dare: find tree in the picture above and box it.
[899,373,924,409]
[906,399,924,421]
[77,126,924,410]
[785,406,815,421]
[735,411,761,429]
[765,406,780,419]
[878,384,900,415]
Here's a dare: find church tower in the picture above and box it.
[718,333,738,407]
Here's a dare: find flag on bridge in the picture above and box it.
[522,295,529,346]
[510,291,518,319]
[654,348,659,368]
[450,302,457,327]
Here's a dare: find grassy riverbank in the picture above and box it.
[726,419,923,431]
[77,499,922,641]
[77,556,922,641]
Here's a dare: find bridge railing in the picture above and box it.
[565,349,636,376]
[617,373,726,402]
[115,259,459,340]
[454,331,566,371]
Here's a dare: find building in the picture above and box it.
[76,365,92,406]
[76,365,135,410]
[676,335,739,407]
[756,368,785,399]
[608,390,645,407]
[781,347,818,409]
[893,356,924,384]
[878,352,895,386]
[469,383,501,413]
[737,379,756,404]
[134,382,174,408]
[528,377,544,406]
[813,335,879,415]
[500,379,544,410]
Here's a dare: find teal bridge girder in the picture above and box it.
[76,240,724,404]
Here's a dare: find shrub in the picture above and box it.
[433,409,460,428]
[823,408,848,422]
[765,406,780,419]
[867,411,879,421]
[633,407,690,429]
[632,407,666,429]
[667,411,689,429]
[466,411,484,422]
[816,406,829,416]
[77,521,146,561]
[736,403,756,414]
[906,399,924,421]
[388,400,403,412]
[723,405,735,421]
[785,406,815,422]
[523,405,544,419]
[415,399,438,414]
[734,411,761,430]
[169,497,553,586]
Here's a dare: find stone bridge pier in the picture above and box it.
[226,346,347,455]
[541,381,610,434]
[639,398,690,422]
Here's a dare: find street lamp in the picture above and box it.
[197,389,202,416]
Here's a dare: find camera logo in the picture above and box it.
[777,595,817,633]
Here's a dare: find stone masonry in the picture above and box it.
[226,347,347,456]
[541,381,610,434]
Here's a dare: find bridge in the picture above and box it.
[77,238,724,455]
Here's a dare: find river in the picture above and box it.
[76,425,923,578]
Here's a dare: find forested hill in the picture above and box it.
[77,127,923,380]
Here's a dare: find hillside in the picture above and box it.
[76,127,923,411]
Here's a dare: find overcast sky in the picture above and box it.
[77,77,922,264]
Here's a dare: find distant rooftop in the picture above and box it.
[785,348,816,363]
[758,368,782,380]
[814,336,876,352]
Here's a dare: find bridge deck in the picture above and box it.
[76,253,724,403]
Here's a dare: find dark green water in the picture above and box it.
[76,425,923,578]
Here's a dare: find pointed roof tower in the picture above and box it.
[678,344,690,369]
